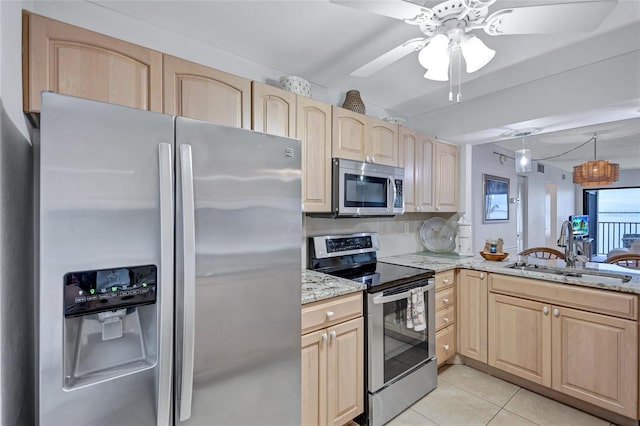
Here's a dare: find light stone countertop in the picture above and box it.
[301,270,366,305]
[379,252,640,294]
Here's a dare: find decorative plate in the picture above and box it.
[420,218,456,252]
[278,75,312,97]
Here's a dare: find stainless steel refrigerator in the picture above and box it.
[37,93,302,425]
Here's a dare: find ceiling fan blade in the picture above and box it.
[331,0,432,23]
[484,1,617,35]
[351,38,428,77]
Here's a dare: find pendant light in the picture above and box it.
[573,133,619,186]
[515,131,532,173]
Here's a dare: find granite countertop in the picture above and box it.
[301,270,366,305]
[379,252,640,294]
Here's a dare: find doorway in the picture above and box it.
[516,176,528,253]
[545,183,558,248]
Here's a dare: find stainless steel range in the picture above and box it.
[309,233,437,426]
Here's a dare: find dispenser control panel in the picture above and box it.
[64,265,157,317]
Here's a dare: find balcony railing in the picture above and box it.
[597,222,640,255]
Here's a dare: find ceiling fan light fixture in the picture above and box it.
[418,33,449,68]
[423,56,450,81]
[460,35,495,73]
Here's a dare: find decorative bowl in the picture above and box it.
[480,251,509,261]
[278,75,311,97]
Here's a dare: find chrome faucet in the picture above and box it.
[557,220,576,267]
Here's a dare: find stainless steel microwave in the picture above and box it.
[332,158,404,217]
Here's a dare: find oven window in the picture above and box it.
[383,296,430,383]
[344,174,387,208]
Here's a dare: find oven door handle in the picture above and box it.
[372,282,435,305]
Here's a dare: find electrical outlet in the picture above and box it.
[403,222,410,235]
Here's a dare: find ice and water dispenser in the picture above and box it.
[63,264,158,389]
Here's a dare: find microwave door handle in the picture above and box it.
[387,176,397,212]
[372,282,435,305]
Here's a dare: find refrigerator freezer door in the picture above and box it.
[174,119,302,425]
[39,93,174,426]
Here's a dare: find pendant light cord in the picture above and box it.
[493,133,598,162]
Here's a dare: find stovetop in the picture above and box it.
[308,232,434,293]
[319,261,434,293]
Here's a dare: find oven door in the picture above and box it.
[367,278,435,392]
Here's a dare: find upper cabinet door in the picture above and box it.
[252,82,296,137]
[332,107,368,162]
[417,133,435,212]
[398,127,418,212]
[163,54,251,129]
[23,11,162,114]
[297,96,332,213]
[435,141,458,212]
[369,119,398,166]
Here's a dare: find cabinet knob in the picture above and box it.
[326,311,334,319]
[443,317,449,323]
[443,298,450,304]
[443,279,449,284]
[543,306,549,315]
[366,155,371,163]
[329,331,337,340]
[322,333,328,343]
[480,273,485,280]
[553,308,560,317]
[372,156,376,163]
[443,344,450,351]
[436,206,440,211]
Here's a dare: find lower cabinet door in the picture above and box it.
[551,306,638,418]
[326,317,364,426]
[302,329,327,426]
[488,293,551,386]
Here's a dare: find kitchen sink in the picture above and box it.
[506,262,633,283]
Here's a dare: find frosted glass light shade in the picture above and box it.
[423,55,450,81]
[461,35,495,73]
[515,148,531,173]
[419,34,450,80]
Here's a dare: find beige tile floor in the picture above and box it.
[387,365,616,426]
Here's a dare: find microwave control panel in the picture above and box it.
[394,179,403,208]
[63,265,157,317]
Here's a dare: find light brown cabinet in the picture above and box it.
[489,273,638,418]
[435,270,456,366]
[297,96,332,213]
[332,107,398,167]
[398,129,457,212]
[251,81,296,137]
[301,293,364,426]
[163,54,251,128]
[23,11,162,115]
[457,269,488,363]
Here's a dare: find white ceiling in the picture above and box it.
[92,0,640,172]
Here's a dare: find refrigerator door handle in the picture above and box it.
[157,142,174,426]
[179,144,196,422]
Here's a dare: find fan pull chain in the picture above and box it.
[448,54,453,102]
[457,49,462,103]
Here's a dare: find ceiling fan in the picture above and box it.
[333,0,617,81]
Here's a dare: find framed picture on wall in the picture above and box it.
[483,174,510,223]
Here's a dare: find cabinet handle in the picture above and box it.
[443,344,450,351]
[443,317,449,323]
[480,273,485,280]
[543,306,549,315]
[443,298,450,304]
[326,311,334,319]
[329,331,337,340]
[322,333,328,343]
[553,308,560,317]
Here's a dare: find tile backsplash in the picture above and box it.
[302,212,459,268]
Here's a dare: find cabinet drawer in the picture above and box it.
[435,270,455,290]
[436,325,455,366]
[435,305,455,331]
[436,287,455,311]
[490,274,638,320]
[302,292,363,334]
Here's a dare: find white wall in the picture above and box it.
[471,143,576,255]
